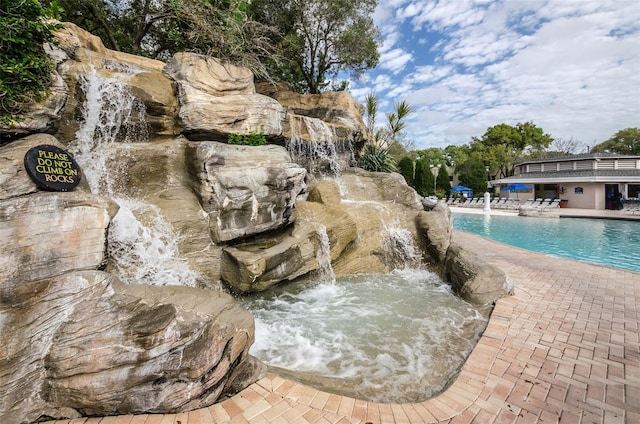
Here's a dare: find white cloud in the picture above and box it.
[355,0,640,150]
[379,48,414,73]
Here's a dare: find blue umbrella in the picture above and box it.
[502,183,532,198]
[502,183,532,191]
[450,184,472,192]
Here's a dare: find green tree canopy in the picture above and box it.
[470,122,553,179]
[249,0,380,93]
[1,0,61,127]
[457,153,488,196]
[397,156,414,185]
[51,0,277,78]
[591,128,640,155]
[413,158,434,197]
[436,164,450,195]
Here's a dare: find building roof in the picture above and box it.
[516,152,640,166]
[493,169,640,185]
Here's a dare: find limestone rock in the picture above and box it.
[443,242,513,305]
[164,52,255,97]
[175,86,285,141]
[163,52,284,141]
[188,141,307,243]
[339,168,424,211]
[256,82,366,140]
[221,227,313,293]
[51,22,178,143]
[220,197,358,293]
[0,134,90,200]
[0,271,255,423]
[102,137,222,288]
[416,203,453,266]
[0,192,118,284]
[306,179,343,207]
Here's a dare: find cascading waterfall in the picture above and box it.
[382,225,424,270]
[286,137,354,177]
[70,66,199,287]
[313,223,336,283]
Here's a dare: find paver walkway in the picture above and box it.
[45,229,640,424]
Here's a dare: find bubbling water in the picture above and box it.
[242,269,488,403]
[70,66,199,286]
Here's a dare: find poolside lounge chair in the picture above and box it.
[500,198,514,209]
[542,199,561,210]
[507,199,521,209]
[537,199,552,209]
[520,199,535,208]
[461,198,472,207]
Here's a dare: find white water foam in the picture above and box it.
[71,66,199,286]
[286,137,354,177]
[313,223,336,283]
[382,225,423,270]
[243,268,487,403]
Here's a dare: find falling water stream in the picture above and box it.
[241,225,488,403]
[70,65,489,403]
[70,66,200,287]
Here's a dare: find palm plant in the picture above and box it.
[359,93,412,172]
[357,144,397,172]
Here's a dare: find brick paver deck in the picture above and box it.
[44,229,640,424]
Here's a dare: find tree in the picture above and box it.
[1,0,61,127]
[357,92,413,173]
[397,156,414,185]
[413,158,434,197]
[470,122,553,179]
[249,0,380,93]
[362,93,413,149]
[52,0,278,78]
[591,128,640,155]
[457,154,488,197]
[436,164,450,196]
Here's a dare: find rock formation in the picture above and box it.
[0,21,511,424]
[187,141,307,243]
[443,243,514,305]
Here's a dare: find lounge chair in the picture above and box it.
[507,199,521,209]
[520,199,535,208]
[537,199,552,208]
[543,199,561,209]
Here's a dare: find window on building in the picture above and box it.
[629,184,640,199]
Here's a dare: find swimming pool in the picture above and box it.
[453,213,640,273]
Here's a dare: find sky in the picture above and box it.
[347,0,640,151]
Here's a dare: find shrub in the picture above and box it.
[227,130,267,146]
[0,0,62,127]
[357,144,397,173]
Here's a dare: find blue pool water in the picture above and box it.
[453,213,640,273]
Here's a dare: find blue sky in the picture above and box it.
[347,0,640,151]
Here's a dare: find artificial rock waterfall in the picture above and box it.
[0,22,512,424]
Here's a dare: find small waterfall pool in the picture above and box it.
[240,269,489,403]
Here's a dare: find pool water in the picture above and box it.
[453,213,640,273]
[241,269,488,403]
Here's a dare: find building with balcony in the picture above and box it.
[492,153,640,210]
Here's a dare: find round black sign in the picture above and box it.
[24,144,82,191]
